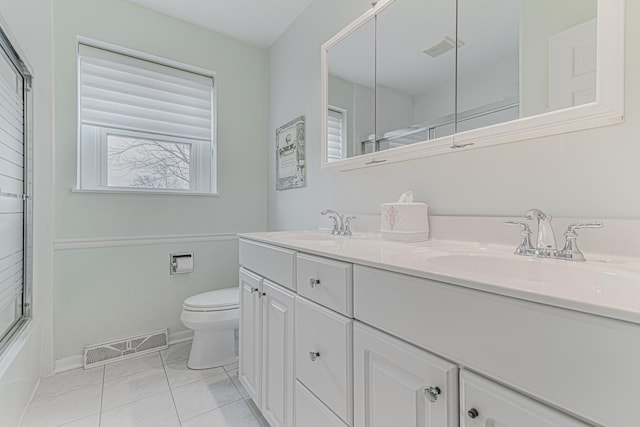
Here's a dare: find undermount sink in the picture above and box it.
[269,231,337,241]
[420,252,640,306]
[264,231,379,242]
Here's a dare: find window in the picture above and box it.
[77,44,216,193]
[0,25,31,351]
[327,107,346,162]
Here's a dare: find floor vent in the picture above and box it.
[84,329,168,369]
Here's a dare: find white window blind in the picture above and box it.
[78,44,216,193]
[327,108,345,162]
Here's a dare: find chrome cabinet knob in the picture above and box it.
[424,386,441,403]
[467,408,479,419]
[309,351,320,362]
[309,278,320,288]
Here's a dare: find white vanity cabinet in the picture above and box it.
[239,234,638,427]
[353,322,458,427]
[354,264,640,426]
[239,241,297,427]
[459,370,588,427]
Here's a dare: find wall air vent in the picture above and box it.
[84,329,168,369]
[422,36,465,58]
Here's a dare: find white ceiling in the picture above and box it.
[128,0,313,47]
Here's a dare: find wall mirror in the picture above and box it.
[321,0,624,170]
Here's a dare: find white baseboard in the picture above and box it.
[54,355,83,374]
[54,330,194,374]
[168,329,194,345]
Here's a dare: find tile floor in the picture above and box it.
[20,342,270,427]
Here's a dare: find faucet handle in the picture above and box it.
[565,222,604,236]
[343,216,356,236]
[504,220,531,233]
[559,222,603,262]
[504,221,534,256]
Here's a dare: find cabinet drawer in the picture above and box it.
[460,370,588,427]
[297,253,353,316]
[295,381,348,427]
[239,239,296,291]
[295,297,353,425]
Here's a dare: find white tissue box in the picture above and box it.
[380,203,429,242]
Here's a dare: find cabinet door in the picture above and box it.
[460,370,589,427]
[261,280,295,427]
[354,322,458,427]
[239,268,262,405]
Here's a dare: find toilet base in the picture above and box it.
[187,329,238,370]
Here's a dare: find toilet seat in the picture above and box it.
[183,287,239,312]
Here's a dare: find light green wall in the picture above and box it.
[268,0,640,229]
[54,0,267,238]
[53,0,268,359]
[54,240,238,358]
[520,0,597,116]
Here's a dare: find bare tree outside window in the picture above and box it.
[107,135,191,190]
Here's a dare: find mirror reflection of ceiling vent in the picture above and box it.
[422,36,465,58]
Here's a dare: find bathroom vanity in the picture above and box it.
[237,231,640,427]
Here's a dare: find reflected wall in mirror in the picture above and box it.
[327,19,375,161]
[321,0,621,169]
[457,0,597,134]
[375,0,456,151]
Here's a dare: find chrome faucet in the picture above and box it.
[506,209,603,262]
[524,208,557,257]
[321,209,343,235]
[321,209,356,236]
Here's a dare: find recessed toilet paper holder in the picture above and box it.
[170,253,194,275]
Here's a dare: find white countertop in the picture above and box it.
[239,231,640,325]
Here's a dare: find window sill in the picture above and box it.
[72,188,220,197]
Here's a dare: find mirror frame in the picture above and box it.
[321,0,625,171]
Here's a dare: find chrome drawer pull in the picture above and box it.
[309,351,320,362]
[424,386,441,402]
[309,278,321,288]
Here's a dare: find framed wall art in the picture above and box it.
[276,116,306,190]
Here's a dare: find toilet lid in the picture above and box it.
[183,287,239,311]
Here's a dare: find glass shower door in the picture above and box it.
[0,27,29,348]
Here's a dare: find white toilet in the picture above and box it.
[180,287,239,369]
